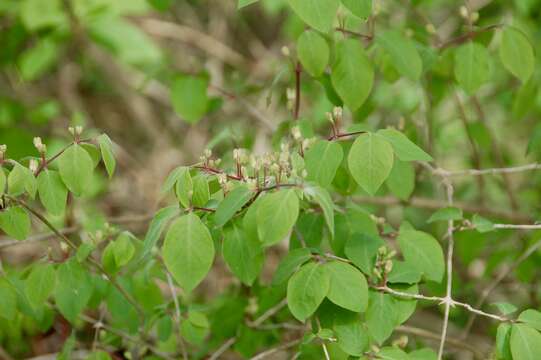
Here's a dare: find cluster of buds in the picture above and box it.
[68,126,83,140]
[326,106,343,127]
[391,335,409,349]
[29,159,39,173]
[200,149,221,168]
[33,137,47,155]
[0,144,6,161]
[459,6,479,23]
[233,148,249,165]
[286,88,296,111]
[373,246,396,281]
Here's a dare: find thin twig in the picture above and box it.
[249,339,302,360]
[434,163,541,177]
[166,271,188,360]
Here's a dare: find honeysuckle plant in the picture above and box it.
[1,0,541,360]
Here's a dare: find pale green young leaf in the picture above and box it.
[518,309,541,331]
[37,169,67,216]
[222,222,264,286]
[344,233,384,274]
[171,74,209,123]
[376,30,423,80]
[386,160,415,200]
[214,185,253,227]
[287,261,330,321]
[366,291,396,344]
[141,206,179,259]
[113,232,135,267]
[238,0,259,8]
[304,185,334,237]
[286,0,339,33]
[8,162,37,198]
[0,206,31,240]
[454,42,492,94]
[493,302,518,316]
[331,39,374,111]
[510,324,541,360]
[25,263,56,309]
[97,134,116,178]
[377,128,433,162]
[304,140,343,187]
[256,189,299,246]
[272,247,312,285]
[499,27,535,82]
[58,144,94,197]
[348,133,394,195]
[325,261,368,312]
[340,0,371,19]
[297,30,330,77]
[54,258,93,323]
[409,348,437,360]
[397,229,444,283]
[162,213,215,292]
[427,207,463,223]
[472,214,495,233]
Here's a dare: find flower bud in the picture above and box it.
[29,159,38,173]
[333,106,343,120]
[281,46,290,57]
[425,23,436,34]
[291,126,302,141]
[470,11,479,23]
[459,6,468,18]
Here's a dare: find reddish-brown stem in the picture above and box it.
[294,61,302,120]
[328,130,367,141]
[437,24,503,50]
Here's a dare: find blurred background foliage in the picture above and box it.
[1,0,541,358]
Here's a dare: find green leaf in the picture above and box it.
[344,233,384,274]
[304,140,343,187]
[499,27,535,82]
[171,74,209,123]
[256,189,299,246]
[340,0,371,19]
[427,207,463,223]
[377,129,433,162]
[325,261,368,312]
[76,243,95,263]
[333,310,368,356]
[386,160,415,200]
[376,30,422,80]
[223,222,264,286]
[0,280,17,321]
[85,351,112,360]
[272,247,312,285]
[20,0,66,31]
[297,30,330,77]
[518,309,541,331]
[54,258,93,323]
[496,323,513,360]
[331,39,374,111]
[348,133,394,195]
[366,291,396,344]
[472,214,495,233]
[37,169,67,216]
[97,134,116,178]
[287,262,330,321]
[8,162,37,198]
[0,206,31,240]
[286,0,339,33]
[141,206,180,259]
[409,348,437,360]
[19,39,60,82]
[174,167,193,208]
[510,324,541,360]
[0,168,5,195]
[238,0,259,8]
[58,144,94,197]
[162,213,215,292]
[378,347,410,360]
[305,185,334,237]
[112,232,135,267]
[25,263,56,309]
[214,185,253,227]
[454,42,492,93]
[397,229,444,283]
[192,175,210,207]
[387,261,422,284]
